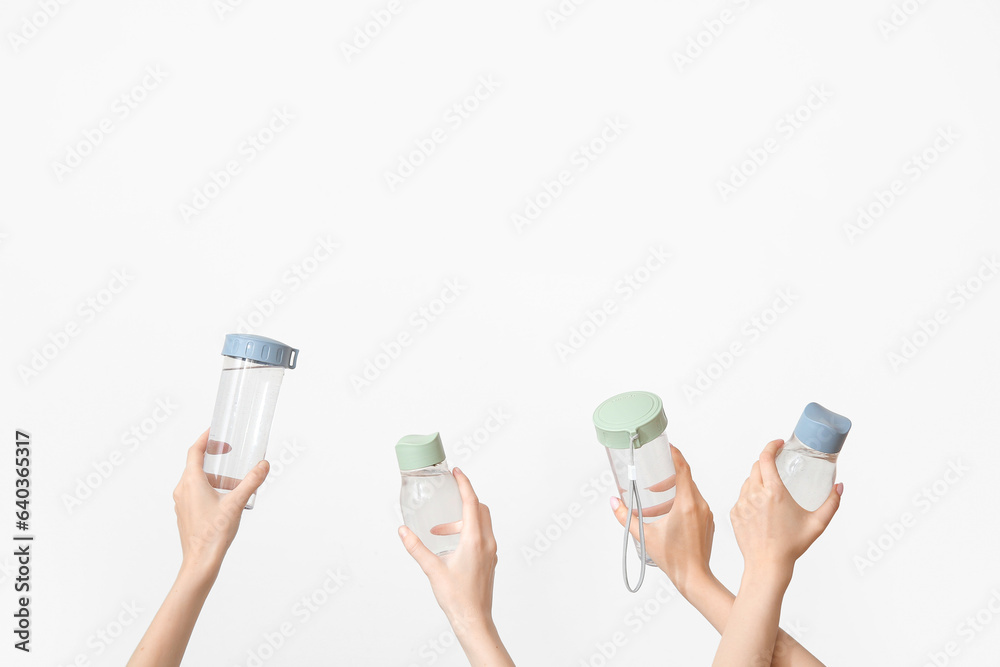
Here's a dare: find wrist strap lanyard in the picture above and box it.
[622,432,646,592]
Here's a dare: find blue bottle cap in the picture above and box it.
[793,402,851,454]
[222,334,298,369]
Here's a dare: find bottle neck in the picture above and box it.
[222,355,283,372]
[400,461,450,476]
[786,434,839,462]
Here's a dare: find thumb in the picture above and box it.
[610,496,642,542]
[226,460,270,510]
[398,526,443,578]
[811,482,843,532]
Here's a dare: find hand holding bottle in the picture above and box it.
[175,430,270,579]
[730,439,842,580]
[609,444,715,596]
[611,443,830,666]
[712,439,842,666]
[399,468,515,667]
[128,431,269,667]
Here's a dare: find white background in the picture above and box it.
[2,0,999,665]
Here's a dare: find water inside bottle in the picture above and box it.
[608,434,676,523]
[400,468,463,556]
[204,364,283,493]
[776,441,837,511]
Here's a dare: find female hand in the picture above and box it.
[730,439,842,580]
[173,429,270,581]
[399,468,514,666]
[610,444,715,596]
[129,430,270,667]
[711,440,841,666]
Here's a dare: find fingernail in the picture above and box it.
[610,497,621,510]
[836,483,844,496]
[453,467,462,476]
[398,526,409,538]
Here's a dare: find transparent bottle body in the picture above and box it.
[776,434,838,511]
[203,356,285,509]
[606,431,676,567]
[400,461,464,557]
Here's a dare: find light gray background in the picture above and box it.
[2,0,999,665]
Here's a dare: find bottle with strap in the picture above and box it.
[592,391,676,592]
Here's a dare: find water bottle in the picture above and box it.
[776,402,851,511]
[396,432,464,557]
[203,333,298,510]
[593,391,676,592]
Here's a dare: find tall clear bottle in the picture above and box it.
[396,433,464,557]
[776,402,851,511]
[203,333,298,509]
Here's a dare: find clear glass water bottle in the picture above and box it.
[396,433,463,557]
[593,391,676,590]
[203,333,298,510]
[776,402,851,511]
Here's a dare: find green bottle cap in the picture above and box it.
[592,391,667,450]
[395,432,447,471]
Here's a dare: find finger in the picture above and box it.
[759,439,784,487]
[670,444,712,507]
[646,474,676,493]
[811,482,843,530]
[638,497,675,518]
[205,473,241,491]
[430,520,463,536]
[185,430,210,470]
[225,460,270,509]
[398,526,444,577]
[610,497,642,541]
[749,460,762,486]
[668,445,694,497]
[479,505,498,553]
[206,438,232,455]
[478,503,495,537]
[453,467,481,532]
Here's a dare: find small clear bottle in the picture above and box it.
[396,433,463,557]
[203,334,298,510]
[776,402,852,511]
[593,391,676,572]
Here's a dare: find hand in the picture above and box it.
[730,439,842,580]
[399,468,514,666]
[399,467,497,633]
[128,431,270,667]
[173,429,270,581]
[610,444,715,597]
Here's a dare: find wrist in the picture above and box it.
[673,563,716,600]
[178,557,222,590]
[448,612,496,640]
[741,560,793,592]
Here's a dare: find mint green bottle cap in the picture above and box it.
[395,432,447,471]
[593,391,667,449]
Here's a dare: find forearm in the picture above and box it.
[680,570,735,634]
[453,617,515,667]
[682,572,823,666]
[127,563,218,667]
[711,566,790,667]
